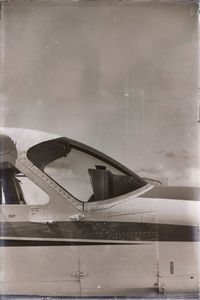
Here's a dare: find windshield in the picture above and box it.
[27,138,147,202]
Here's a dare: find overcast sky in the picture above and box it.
[1,1,199,186]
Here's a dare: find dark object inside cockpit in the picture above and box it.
[0,168,24,205]
[88,166,143,202]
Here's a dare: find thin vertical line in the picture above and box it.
[126,81,129,163]
[198,5,200,125]
[0,2,5,129]
[124,79,129,164]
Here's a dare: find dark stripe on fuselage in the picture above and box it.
[0,240,145,247]
[0,221,199,242]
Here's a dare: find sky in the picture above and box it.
[0,1,199,186]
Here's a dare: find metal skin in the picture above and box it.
[0,135,199,298]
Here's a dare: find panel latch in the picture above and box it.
[70,214,85,221]
[71,271,88,278]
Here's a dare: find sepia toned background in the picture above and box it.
[0,0,199,186]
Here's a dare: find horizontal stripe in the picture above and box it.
[0,236,151,244]
[0,239,147,247]
[0,221,199,242]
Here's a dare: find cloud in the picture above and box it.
[182,155,194,160]
[165,152,176,158]
[166,167,200,187]
[159,149,195,161]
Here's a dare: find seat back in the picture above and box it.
[0,168,20,204]
[88,168,113,201]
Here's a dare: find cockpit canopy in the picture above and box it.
[27,138,147,202]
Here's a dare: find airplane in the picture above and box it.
[0,133,199,298]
